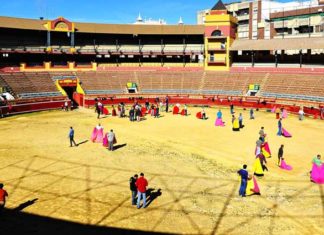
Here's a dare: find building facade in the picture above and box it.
[198,0,323,40]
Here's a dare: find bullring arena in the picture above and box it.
[0,105,323,234]
[0,0,324,234]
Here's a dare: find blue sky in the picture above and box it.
[0,0,297,25]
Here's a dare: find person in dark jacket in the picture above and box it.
[237,165,248,197]
[68,127,78,147]
[278,145,284,166]
[129,174,138,205]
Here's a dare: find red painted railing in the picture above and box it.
[0,100,70,117]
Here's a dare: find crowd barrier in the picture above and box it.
[0,100,70,117]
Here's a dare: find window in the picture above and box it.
[211,30,222,36]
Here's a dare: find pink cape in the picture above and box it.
[252,176,260,194]
[282,109,288,118]
[215,118,225,126]
[271,106,276,113]
[280,159,292,170]
[102,133,108,147]
[263,142,271,155]
[173,106,179,115]
[196,112,202,119]
[90,128,98,142]
[91,128,104,143]
[311,163,324,184]
[282,128,292,137]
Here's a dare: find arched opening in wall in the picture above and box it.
[211,30,222,36]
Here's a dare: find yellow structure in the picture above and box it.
[204,0,237,71]
[55,78,85,96]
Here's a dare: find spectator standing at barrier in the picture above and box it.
[230,103,234,114]
[154,103,160,118]
[0,183,8,212]
[129,174,138,205]
[278,145,284,166]
[98,101,103,114]
[298,108,304,121]
[68,127,78,147]
[184,104,188,116]
[250,108,255,119]
[95,102,101,119]
[145,100,149,110]
[129,107,135,121]
[136,107,141,122]
[159,101,164,112]
[237,165,248,197]
[165,96,169,112]
[136,173,148,209]
[64,101,69,111]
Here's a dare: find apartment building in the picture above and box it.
[197,0,323,39]
[270,4,324,39]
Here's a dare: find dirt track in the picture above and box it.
[0,106,323,234]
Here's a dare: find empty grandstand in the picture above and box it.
[0,0,323,117]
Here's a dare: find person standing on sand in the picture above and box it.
[250,108,255,119]
[136,173,148,208]
[165,96,169,113]
[278,145,284,166]
[107,129,116,151]
[237,165,248,197]
[259,127,265,142]
[69,127,78,147]
[130,174,138,205]
[238,113,244,128]
[0,183,8,212]
[277,118,282,136]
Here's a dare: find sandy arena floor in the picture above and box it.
[0,106,323,234]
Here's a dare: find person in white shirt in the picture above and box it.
[107,129,116,151]
[96,123,103,130]
[298,108,304,121]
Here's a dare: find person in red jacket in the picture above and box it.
[135,173,148,209]
[0,183,8,212]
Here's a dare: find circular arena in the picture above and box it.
[0,0,324,234]
[0,106,323,234]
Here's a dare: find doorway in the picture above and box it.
[62,85,78,109]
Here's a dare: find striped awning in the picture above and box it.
[230,37,324,51]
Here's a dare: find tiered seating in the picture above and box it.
[262,73,324,102]
[0,72,61,98]
[137,71,203,94]
[0,75,8,89]
[1,71,323,103]
[76,72,131,94]
[202,72,240,95]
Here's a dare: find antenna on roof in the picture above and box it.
[178,17,184,25]
[137,13,143,22]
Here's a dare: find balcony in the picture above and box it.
[208,58,226,65]
[207,46,226,52]
[237,14,250,21]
